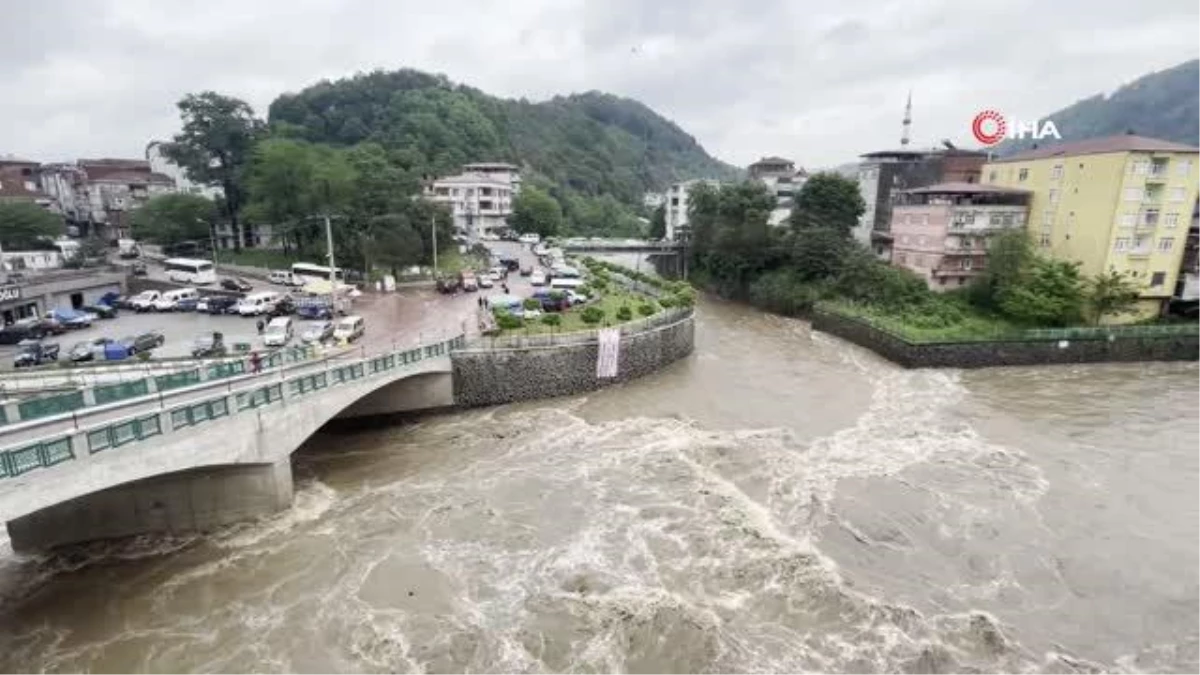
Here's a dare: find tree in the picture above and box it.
[510,186,563,237]
[970,229,1034,310]
[162,92,266,251]
[371,216,425,277]
[648,203,667,240]
[1087,270,1141,325]
[788,227,850,282]
[790,172,865,235]
[999,257,1086,326]
[129,193,216,246]
[0,202,63,249]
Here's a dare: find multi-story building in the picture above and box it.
[424,164,520,238]
[854,147,987,255]
[665,179,722,242]
[748,156,808,226]
[642,192,665,210]
[0,157,57,211]
[39,159,176,241]
[982,134,1200,319]
[889,183,1031,290]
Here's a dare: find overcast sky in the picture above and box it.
[2,0,1197,170]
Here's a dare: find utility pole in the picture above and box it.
[197,218,218,271]
[431,214,438,274]
[324,213,336,282]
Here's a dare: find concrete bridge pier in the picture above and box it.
[6,458,294,553]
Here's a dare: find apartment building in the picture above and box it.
[40,159,175,241]
[983,134,1200,319]
[854,147,987,255]
[748,156,808,226]
[664,179,722,242]
[889,183,1031,290]
[424,163,520,238]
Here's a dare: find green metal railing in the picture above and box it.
[1,436,74,478]
[155,369,202,393]
[93,380,150,406]
[17,391,85,422]
[0,335,463,481]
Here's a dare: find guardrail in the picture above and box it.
[0,344,322,427]
[0,335,465,480]
[465,307,694,350]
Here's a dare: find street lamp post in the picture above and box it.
[197,218,218,271]
[431,214,438,275]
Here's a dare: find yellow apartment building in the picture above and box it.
[982,135,1199,320]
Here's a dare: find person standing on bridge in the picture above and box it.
[249,351,262,374]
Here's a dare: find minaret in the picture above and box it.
[901,91,912,147]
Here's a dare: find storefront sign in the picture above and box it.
[0,285,20,303]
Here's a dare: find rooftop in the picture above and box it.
[749,156,793,166]
[430,172,512,187]
[901,182,1031,196]
[990,134,1200,163]
[462,162,519,170]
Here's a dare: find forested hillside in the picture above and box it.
[267,69,739,209]
[996,59,1199,155]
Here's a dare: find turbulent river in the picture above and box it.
[0,296,1196,673]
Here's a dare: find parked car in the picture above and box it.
[129,290,161,312]
[267,296,296,318]
[460,272,479,292]
[49,308,94,329]
[201,296,240,315]
[435,276,460,294]
[69,338,113,362]
[297,303,334,320]
[300,320,335,343]
[529,271,547,286]
[121,331,165,355]
[262,317,294,347]
[221,277,253,293]
[191,332,227,358]
[82,303,118,319]
[333,315,366,342]
[567,290,591,306]
[153,288,200,312]
[479,275,494,289]
[1,319,65,344]
[131,261,148,276]
[520,265,533,276]
[499,257,520,272]
[175,297,201,312]
[14,341,60,368]
[268,270,294,285]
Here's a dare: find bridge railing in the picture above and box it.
[0,344,323,428]
[0,335,465,480]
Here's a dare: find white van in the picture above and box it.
[549,277,585,290]
[268,270,294,285]
[518,233,540,244]
[152,288,199,311]
[262,317,294,347]
[237,291,282,316]
[129,290,161,312]
[333,315,365,342]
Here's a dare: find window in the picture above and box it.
[1150,272,1166,287]
[989,213,1002,225]
[1018,168,1029,182]
[1144,208,1160,226]
[1158,237,1175,252]
[1169,187,1186,202]
[1124,188,1143,202]
[1043,210,1055,227]
[1114,237,1131,251]
[1039,234,1051,247]
[1177,159,1193,176]
[1119,212,1136,227]
[1133,235,1151,252]
[1002,213,1014,226]
[1050,164,1063,180]
[1165,213,1180,228]
[1131,160,1149,175]
[1048,189,1059,204]
[961,258,972,270]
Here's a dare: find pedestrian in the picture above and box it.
[249,351,262,374]
[256,318,264,334]
[502,284,509,294]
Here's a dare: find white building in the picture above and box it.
[665,179,722,242]
[642,192,666,210]
[748,156,808,227]
[424,163,521,238]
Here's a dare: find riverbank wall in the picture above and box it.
[811,308,1199,368]
[450,307,694,407]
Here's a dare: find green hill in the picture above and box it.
[267,69,739,207]
[995,59,1199,155]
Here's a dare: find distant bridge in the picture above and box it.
[560,239,683,254]
[0,336,462,551]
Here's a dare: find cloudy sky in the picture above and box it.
[3,0,1197,169]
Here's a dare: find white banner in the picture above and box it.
[596,328,621,378]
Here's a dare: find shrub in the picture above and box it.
[638,302,657,316]
[575,285,591,297]
[581,306,605,324]
[548,290,566,301]
[523,298,541,310]
[747,269,821,316]
[659,295,676,308]
[616,305,633,321]
[495,311,524,330]
[541,313,561,327]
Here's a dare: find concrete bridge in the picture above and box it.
[560,239,683,254]
[0,336,463,551]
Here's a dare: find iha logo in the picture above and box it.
[971,110,1061,146]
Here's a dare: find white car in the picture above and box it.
[518,233,540,244]
[488,268,504,281]
[529,271,547,286]
[262,317,294,347]
[479,276,494,289]
[523,307,543,319]
[567,290,590,305]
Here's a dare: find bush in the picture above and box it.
[548,290,566,301]
[659,295,676,308]
[495,311,524,330]
[581,306,605,324]
[575,285,591,297]
[616,305,633,321]
[541,313,561,327]
[638,302,657,316]
[748,269,822,316]
[523,298,541,310]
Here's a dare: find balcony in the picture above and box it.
[1147,163,1170,181]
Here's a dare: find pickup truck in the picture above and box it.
[13,341,60,368]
